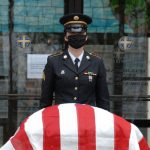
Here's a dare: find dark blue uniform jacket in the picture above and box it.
[40,50,110,110]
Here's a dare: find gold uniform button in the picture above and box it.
[74,87,78,90]
[75,77,78,80]
[74,97,77,100]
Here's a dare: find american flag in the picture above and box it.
[1,104,149,150]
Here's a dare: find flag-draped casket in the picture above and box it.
[0,104,149,150]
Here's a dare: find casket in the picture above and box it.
[0,104,149,150]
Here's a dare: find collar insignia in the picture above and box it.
[63,55,68,59]
[86,55,90,60]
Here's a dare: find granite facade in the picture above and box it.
[0,0,64,32]
[14,0,64,32]
[0,0,9,32]
[83,0,133,33]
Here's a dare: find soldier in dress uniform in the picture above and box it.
[40,13,110,110]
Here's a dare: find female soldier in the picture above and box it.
[40,13,110,110]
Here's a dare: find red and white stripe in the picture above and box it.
[0,104,149,150]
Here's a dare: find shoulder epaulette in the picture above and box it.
[50,51,63,57]
[88,52,102,58]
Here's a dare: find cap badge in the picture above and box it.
[61,70,65,75]
[74,16,79,21]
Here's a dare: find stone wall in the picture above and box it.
[14,0,64,32]
[84,0,133,33]
[0,0,9,32]
[0,0,64,32]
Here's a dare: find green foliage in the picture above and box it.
[110,0,119,12]
[110,0,149,30]
[125,0,146,15]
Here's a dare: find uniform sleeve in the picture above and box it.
[95,59,110,111]
[40,56,55,109]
